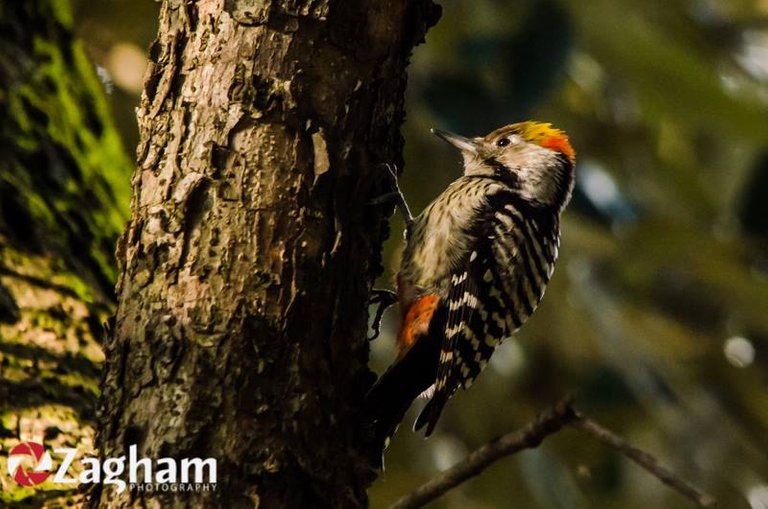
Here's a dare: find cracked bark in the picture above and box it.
[91,1,440,508]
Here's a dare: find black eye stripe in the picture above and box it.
[496,138,510,147]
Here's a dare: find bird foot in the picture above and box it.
[368,288,398,341]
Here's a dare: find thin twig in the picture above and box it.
[372,163,413,231]
[388,399,717,509]
[570,414,717,508]
[388,398,576,509]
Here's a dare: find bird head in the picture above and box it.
[432,121,576,210]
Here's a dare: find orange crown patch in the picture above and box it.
[514,121,575,164]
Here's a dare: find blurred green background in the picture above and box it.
[73,0,768,507]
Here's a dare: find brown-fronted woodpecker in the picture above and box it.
[365,122,576,461]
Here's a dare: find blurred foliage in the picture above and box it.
[0,0,133,505]
[372,0,768,508]
[72,0,158,153]
[43,0,768,507]
[0,0,133,293]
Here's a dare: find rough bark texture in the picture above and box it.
[0,0,131,505]
[92,1,439,508]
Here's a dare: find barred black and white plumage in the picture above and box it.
[365,122,575,460]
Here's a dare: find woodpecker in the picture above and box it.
[365,121,575,460]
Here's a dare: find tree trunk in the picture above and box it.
[0,0,131,506]
[92,1,439,508]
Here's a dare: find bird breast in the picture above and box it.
[399,177,505,298]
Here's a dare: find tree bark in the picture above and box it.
[0,0,131,506]
[92,1,439,508]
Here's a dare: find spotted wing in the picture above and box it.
[488,197,558,333]
[413,247,493,436]
[414,193,559,436]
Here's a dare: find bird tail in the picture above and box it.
[363,323,441,468]
[413,390,449,437]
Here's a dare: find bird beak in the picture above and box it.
[431,128,479,154]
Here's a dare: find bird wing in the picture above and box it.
[489,201,557,333]
[414,195,556,436]
[414,246,493,436]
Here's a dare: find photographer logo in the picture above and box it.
[6,441,216,493]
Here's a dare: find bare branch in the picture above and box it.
[388,398,576,509]
[388,399,717,509]
[570,414,718,508]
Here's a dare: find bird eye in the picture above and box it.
[496,138,510,147]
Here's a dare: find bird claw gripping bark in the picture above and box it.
[367,289,398,341]
[371,163,413,234]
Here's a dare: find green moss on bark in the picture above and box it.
[0,0,130,506]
